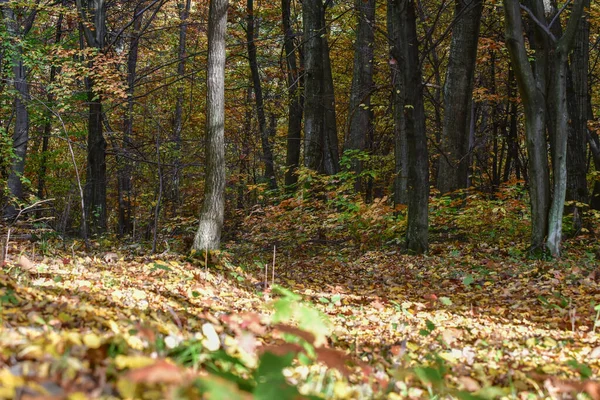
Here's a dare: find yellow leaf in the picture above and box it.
[114,355,155,370]
[68,393,88,400]
[116,378,137,399]
[0,368,24,389]
[83,333,102,349]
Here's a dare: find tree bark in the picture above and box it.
[545,0,585,256]
[303,0,338,174]
[282,0,302,188]
[503,0,550,251]
[437,0,483,194]
[170,0,192,210]
[345,0,375,192]
[1,4,35,218]
[397,0,429,254]
[565,0,590,230]
[387,0,408,205]
[247,0,277,189]
[77,0,108,234]
[193,0,228,251]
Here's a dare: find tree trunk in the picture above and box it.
[1,5,35,218]
[303,0,338,174]
[387,0,408,205]
[118,6,143,236]
[321,5,339,175]
[503,0,550,251]
[565,0,590,230]
[247,0,276,189]
[345,0,375,192]
[77,0,108,234]
[545,0,585,256]
[303,0,325,172]
[437,0,483,194]
[398,0,429,254]
[282,0,302,188]
[193,0,228,251]
[170,0,192,210]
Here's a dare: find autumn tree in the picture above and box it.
[193,0,228,251]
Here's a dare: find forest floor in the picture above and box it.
[2,188,600,399]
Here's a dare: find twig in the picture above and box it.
[1,228,11,266]
[264,262,268,289]
[519,4,557,43]
[272,245,276,285]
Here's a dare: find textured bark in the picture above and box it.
[387,0,408,205]
[321,8,339,175]
[503,0,550,250]
[193,0,228,251]
[247,0,276,189]
[303,0,325,172]
[397,0,429,254]
[303,0,339,174]
[545,0,585,256]
[565,0,589,229]
[437,0,483,194]
[345,0,375,192]
[282,0,302,188]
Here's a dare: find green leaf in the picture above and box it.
[439,297,453,306]
[463,274,474,287]
[253,352,299,400]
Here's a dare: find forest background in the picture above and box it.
[3,0,600,398]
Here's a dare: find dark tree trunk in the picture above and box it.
[398,0,429,254]
[387,0,408,205]
[303,0,325,172]
[321,6,339,175]
[345,0,375,192]
[282,0,302,188]
[437,0,483,194]
[77,0,108,234]
[566,0,590,231]
[247,0,277,189]
[303,0,339,174]
[193,0,228,250]
[1,5,36,218]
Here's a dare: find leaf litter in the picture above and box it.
[2,195,600,398]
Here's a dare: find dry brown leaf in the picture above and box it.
[125,359,187,385]
[457,376,481,392]
[18,255,36,271]
[315,347,352,377]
